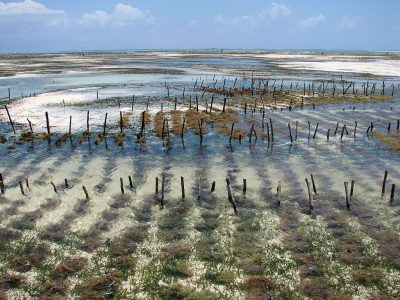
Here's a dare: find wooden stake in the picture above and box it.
[354,121,357,137]
[181,176,185,199]
[27,118,33,133]
[226,178,238,214]
[25,178,30,189]
[243,178,247,193]
[4,105,16,135]
[327,129,330,141]
[211,181,216,193]
[305,178,313,213]
[277,181,282,206]
[86,111,90,132]
[390,184,395,203]
[120,178,125,194]
[288,124,293,143]
[128,176,133,190]
[65,178,69,188]
[310,174,317,195]
[103,113,108,136]
[222,97,227,113]
[344,182,350,210]
[161,174,165,208]
[82,186,89,200]
[50,182,58,194]
[229,123,234,145]
[69,116,72,136]
[382,170,388,197]
[19,181,24,195]
[45,111,50,135]
[155,177,159,194]
[350,180,355,200]
[269,118,274,142]
[313,123,319,139]
[181,117,185,138]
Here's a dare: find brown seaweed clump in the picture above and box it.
[0,274,25,289]
[55,133,71,145]
[0,135,6,143]
[17,132,34,144]
[78,131,92,143]
[114,133,125,146]
[10,243,50,272]
[217,124,245,139]
[52,257,88,279]
[352,269,384,286]
[153,111,165,137]
[80,272,123,299]
[39,281,68,299]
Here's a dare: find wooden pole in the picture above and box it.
[82,186,89,200]
[128,176,133,190]
[45,111,50,135]
[86,111,90,132]
[243,178,247,193]
[295,121,298,141]
[344,182,350,210]
[288,124,293,143]
[226,178,238,214]
[222,98,227,113]
[103,113,108,136]
[69,116,72,136]
[155,177,159,194]
[382,170,388,197]
[120,178,125,194]
[50,182,58,194]
[27,118,33,133]
[327,129,330,141]
[229,123,234,145]
[269,118,274,142]
[277,181,281,206]
[313,123,319,139]
[305,178,313,213]
[211,181,216,193]
[181,117,185,138]
[19,181,24,195]
[25,178,30,189]
[181,176,185,199]
[334,123,339,136]
[4,105,16,135]
[354,121,357,137]
[120,111,123,134]
[390,184,395,203]
[310,174,317,195]
[350,180,354,200]
[65,178,69,188]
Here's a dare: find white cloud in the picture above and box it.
[215,2,291,28]
[338,16,361,29]
[298,14,326,28]
[79,3,153,27]
[0,0,63,16]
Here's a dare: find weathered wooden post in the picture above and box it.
[102,113,108,136]
[327,129,330,141]
[120,178,125,195]
[382,170,388,197]
[65,178,69,188]
[344,182,350,210]
[295,121,298,141]
[226,178,238,214]
[45,112,50,135]
[288,124,293,143]
[313,123,319,139]
[4,105,16,135]
[390,184,395,203]
[350,180,354,200]
[211,181,216,193]
[155,177,159,194]
[50,182,58,194]
[334,123,339,136]
[229,123,234,145]
[19,181,24,195]
[128,176,133,190]
[310,174,317,195]
[69,116,72,136]
[243,179,247,193]
[180,176,185,199]
[354,121,357,137]
[269,118,274,142]
[82,186,89,200]
[222,98,227,113]
[181,117,186,139]
[86,111,90,132]
[27,118,33,133]
[210,95,214,113]
[305,178,313,213]
[119,111,123,134]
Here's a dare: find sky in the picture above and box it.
[0,0,399,53]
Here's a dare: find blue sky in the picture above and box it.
[0,0,399,52]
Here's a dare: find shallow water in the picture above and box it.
[0,51,400,299]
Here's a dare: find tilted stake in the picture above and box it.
[50,182,58,194]
[382,170,388,197]
[82,186,89,200]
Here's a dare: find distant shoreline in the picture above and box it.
[1,49,400,56]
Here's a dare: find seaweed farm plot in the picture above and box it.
[0,51,400,299]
